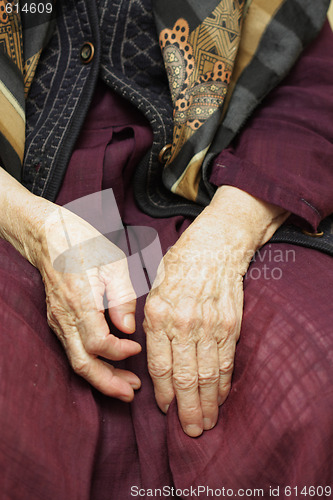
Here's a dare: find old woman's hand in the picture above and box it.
[37,206,142,401]
[144,186,289,436]
[0,168,141,402]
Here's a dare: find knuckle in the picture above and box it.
[215,318,238,344]
[173,371,198,390]
[71,357,91,378]
[198,369,219,386]
[219,358,234,376]
[173,309,196,331]
[84,336,102,355]
[115,281,136,301]
[144,295,168,320]
[148,359,172,379]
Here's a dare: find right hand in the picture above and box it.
[35,205,142,401]
[0,168,141,401]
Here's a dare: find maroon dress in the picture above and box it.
[0,21,332,500]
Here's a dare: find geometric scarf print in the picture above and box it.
[156,0,330,204]
[0,0,53,181]
[0,0,25,174]
[0,0,41,96]
[155,0,245,201]
[0,1,23,74]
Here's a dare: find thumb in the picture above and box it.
[104,257,137,333]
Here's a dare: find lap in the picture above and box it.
[0,239,172,500]
[0,230,332,499]
[168,243,333,494]
[0,240,100,500]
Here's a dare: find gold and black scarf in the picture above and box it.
[0,0,330,199]
[0,0,54,180]
[154,0,331,203]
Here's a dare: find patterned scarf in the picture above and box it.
[0,0,54,180]
[154,0,331,203]
[0,0,330,198]
[154,0,245,200]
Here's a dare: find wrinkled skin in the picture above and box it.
[144,186,289,436]
[0,168,288,434]
[144,214,245,437]
[39,207,142,402]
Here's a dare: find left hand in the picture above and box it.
[144,186,289,437]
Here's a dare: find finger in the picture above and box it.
[197,339,219,430]
[78,309,142,360]
[146,326,174,412]
[103,259,137,333]
[217,337,237,405]
[108,299,137,333]
[110,364,141,390]
[172,340,203,437]
[80,358,138,401]
[62,333,140,401]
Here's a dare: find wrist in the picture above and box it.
[0,167,55,267]
[198,186,289,274]
[206,185,289,247]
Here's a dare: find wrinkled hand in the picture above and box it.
[37,207,141,402]
[144,186,289,436]
[144,213,246,437]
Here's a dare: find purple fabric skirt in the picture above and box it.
[0,81,332,500]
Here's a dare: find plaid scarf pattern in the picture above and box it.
[154,0,330,204]
[0,0,330,198]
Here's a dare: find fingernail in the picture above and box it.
[185,425,203,437]
[121,393,133,403]
[131,380,141,390]
[124,314,135,331]
[163,404,170,413]
[218,395,223,405]
[203,418,215,430]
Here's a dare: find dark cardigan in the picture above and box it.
[23,0,333,255]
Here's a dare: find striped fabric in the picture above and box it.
[0,3,25,180]
[154,0,244,201]
[0,0,54,180]
[156,0,331,204]
[0,0,330,199]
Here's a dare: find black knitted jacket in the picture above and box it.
[23,0,333,256]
